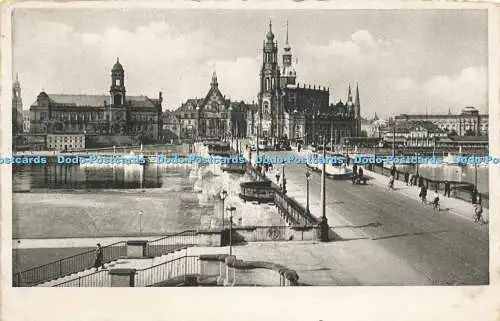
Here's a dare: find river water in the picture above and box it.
[12,145,283,239]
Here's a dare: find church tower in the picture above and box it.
[12,73,23,134]
[110,58,126,106]
[258,20,282,140]
[281,21,296,87]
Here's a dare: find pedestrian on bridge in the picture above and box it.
[94,243,105,271]
[444,181,451,197]
[275,169,281,183]
[419,185,427,204]
[404,172,409,185]
[472,188,478,205]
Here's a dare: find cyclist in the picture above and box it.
[473,203,485,224]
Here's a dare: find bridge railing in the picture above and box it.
[13,241,127,287]
[135,255,200,287]
[146,230,199,257]
[14,230,204,287]
[55,270,111,287]
[244,162,318,227]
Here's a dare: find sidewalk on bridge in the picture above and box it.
[361,168,489,223]
[291,146,489,224]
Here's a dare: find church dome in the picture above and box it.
[266,29,275,40]
[112,58,124,72]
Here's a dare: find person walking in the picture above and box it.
[471,188,478,205]
[444,181,451,197]
[353,163,358,177]
[432,189,440,211]
[418,176,424,188]
[298,143,301,153]
[409,173,414,186]
[390,164,396,177]
[404,172,409,185]
[94,243,105,271]
[419,185,427,204]
[275,169,281,184]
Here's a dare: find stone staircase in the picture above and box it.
[38,246,230,287]
[38,247,190,287]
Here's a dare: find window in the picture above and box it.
[116,79,121,86]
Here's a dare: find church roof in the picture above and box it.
[31,94,157,108]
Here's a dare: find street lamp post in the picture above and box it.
[138,210,144,237]
[281,164,287,194]
[305,170,311,216]
[318,136,329,242]
[220,190,228,229]
[226,206,236,255]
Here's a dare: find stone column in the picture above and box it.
[126,240,148,258]
[109,268,136,287]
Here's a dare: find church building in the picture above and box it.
[248,21,362,146]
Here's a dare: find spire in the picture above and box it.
[286,20,289,45]
[211,70,218,89]
[13,72,20,88]
[284,20,291,52]
[347,83,353,102]
[355,82,360,107]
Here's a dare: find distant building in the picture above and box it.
[161,110,180,142]
[383,121,448,147]
[47,134,85,151]
[395,107,488,136]
[29,58,162,142]
[248,21,361,145]
[22,110,30,133]
[174,72,251,140]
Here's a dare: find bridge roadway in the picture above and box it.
[263,150,489,285]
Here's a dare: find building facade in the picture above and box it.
[175,72,251,140]
[395,107,488,136]
[161,110,181,142]
[249,21,361,145]
[29,59,162,142]
[47,134,86,151]
[22,110,30,133]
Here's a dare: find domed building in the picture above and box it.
[29,58,163,148]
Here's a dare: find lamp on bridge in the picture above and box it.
[281,165,287,194]
[138,210,144,237]
[305,170,311,216]
[220,190,228,229]
[318,136,329,242]
[226,206,236,256]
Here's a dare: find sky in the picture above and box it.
[12,8,488,118]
